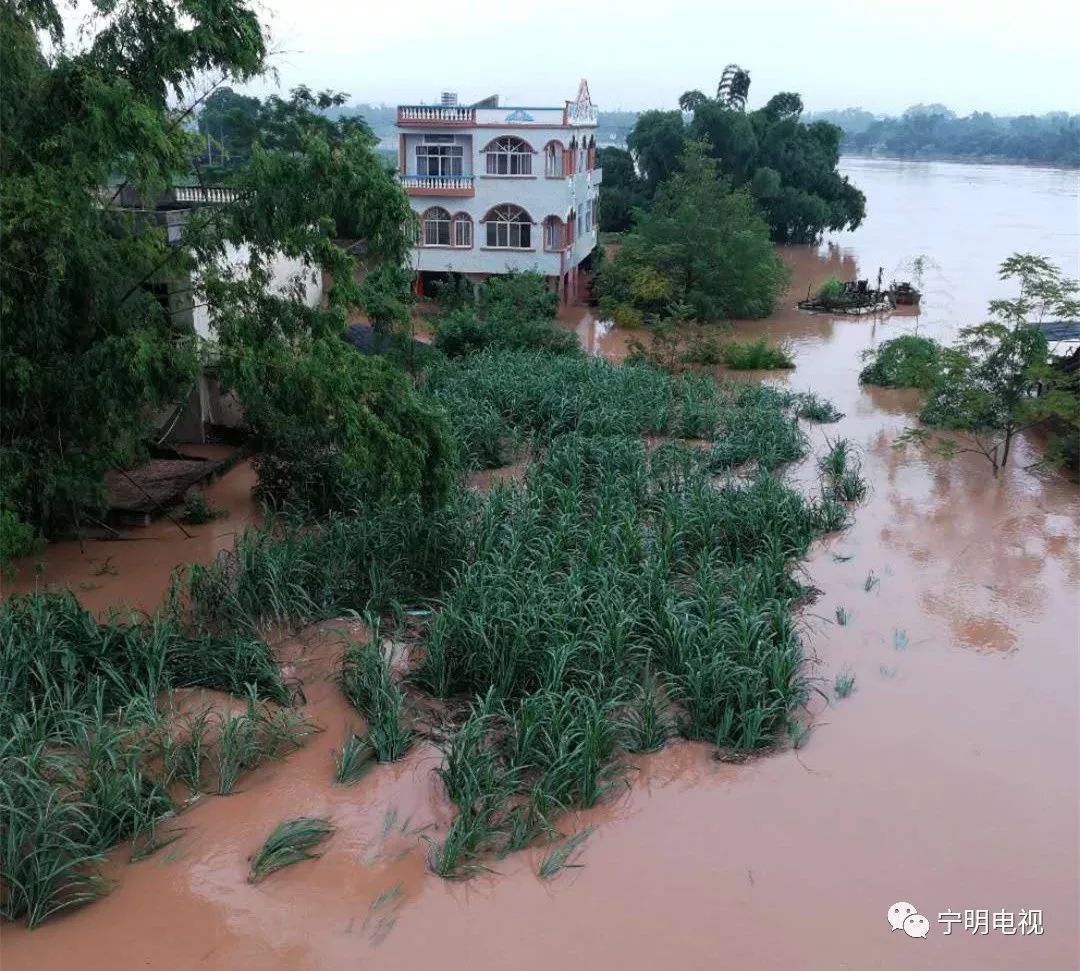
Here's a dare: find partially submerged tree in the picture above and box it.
[899,255,1079,475]
[595,143,789,323]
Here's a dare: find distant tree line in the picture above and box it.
[807,105,1080,167]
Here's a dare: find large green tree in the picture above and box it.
[0,0,450,551]
[595,143,789,323]
[1,0,264,540]
[596,146,646,232]
[620,71,866,244]
[626,109,687,197]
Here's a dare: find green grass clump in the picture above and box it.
[792,392,844,423]
[621,676,674,753]
[339,635,412,763]
[719,337,795,370]
[835,606,850,626]
[248,817,334,882]
[706,384,808,471]
[424,350,674,470]
[179,488,225,525]
[834,670,856,699]
[178,496,472,630]
[417,427,844,875]
[859,334,943,389]
[537,826,596,879]
[0,591,304,926]
[333,731,375,785]
[818,438,868,503]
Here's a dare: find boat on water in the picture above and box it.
[797,277,892,315]
[889,281,922,306]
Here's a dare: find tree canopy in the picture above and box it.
[595,143,789,323]
[605,70,866,244]
[0,0,451,553]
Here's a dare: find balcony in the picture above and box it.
[399,174,475,197]
[397,105,476,126]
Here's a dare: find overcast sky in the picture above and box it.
[240,0,1080,114]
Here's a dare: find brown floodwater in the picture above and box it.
[4,158,1079,969]
[1,452,260,614]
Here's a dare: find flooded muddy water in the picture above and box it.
[4,159,1078,969]
[2,455,260,615]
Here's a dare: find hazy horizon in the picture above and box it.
[240,0,1078,116]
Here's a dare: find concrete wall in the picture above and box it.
[192,243,323,341]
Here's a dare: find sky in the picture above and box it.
[238,0,1080,114]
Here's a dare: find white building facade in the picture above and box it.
[396,81,602,305]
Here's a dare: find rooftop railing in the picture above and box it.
[397,105,476,124]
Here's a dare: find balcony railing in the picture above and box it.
[398,105,476,125]
[173,186,239,205]
[399,174,475,195]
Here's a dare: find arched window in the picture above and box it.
[483,205,532,248]
[421,206,451,246]
[543,215,564,250]
[544,141,564,178]
[484,136,533,176]
[452,212,473,248]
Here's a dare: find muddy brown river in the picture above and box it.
[3,158,1079,969]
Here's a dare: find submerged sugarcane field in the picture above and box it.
[3,1,1078,968]
[2,347,856,921]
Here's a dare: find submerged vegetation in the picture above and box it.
[248,817,335,882]
[0,345,852,921]
[717,337,795,370]
[860,335,943,389]
[868,256,1080,475]
[595,144,790,324]
[432,273,580,359]
[0,591,300,926]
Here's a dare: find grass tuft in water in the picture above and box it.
[339,635,413,763]
[537,825,596,879]
[718,337,795,370]
[835,605,850,626]
[248,817,334,882]
[834,670,856,699]
[792,392,844,423]
[333,731,376,785]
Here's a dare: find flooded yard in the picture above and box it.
[3,158,1077,970]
